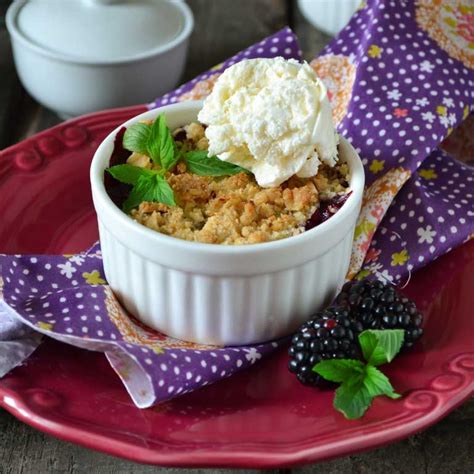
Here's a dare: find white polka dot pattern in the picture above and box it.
[314,0,474,283]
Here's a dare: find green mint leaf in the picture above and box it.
[313,359,365,383]
[147,114,176,169]
[152,174,176,206]
[122,174,176,212]
[364,366,401,399]
[359,329,405,366]
[334,378,372,420]
[333,367,401,420]
[184,150,250,176]
[320,331,404,420]
[123,123,151,154]
[106,164,155,186]
[122,175,155,213]
[163,148,182,173]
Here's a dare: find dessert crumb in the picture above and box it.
[129,122,350,245]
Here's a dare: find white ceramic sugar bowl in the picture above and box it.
[6,0,194,118]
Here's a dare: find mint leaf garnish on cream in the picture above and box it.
[183,150,249,176]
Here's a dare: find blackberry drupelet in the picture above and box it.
[288,307,363,387]
[335,280,423,348]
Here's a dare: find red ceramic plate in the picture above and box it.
[0,108,473,468]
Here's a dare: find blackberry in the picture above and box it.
[335,280,423,348]
[288,307,363,387]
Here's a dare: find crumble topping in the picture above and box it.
[128,122,350,245]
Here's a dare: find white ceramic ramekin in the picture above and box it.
[90,101,364,345]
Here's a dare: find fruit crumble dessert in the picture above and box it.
[105,58,351,245]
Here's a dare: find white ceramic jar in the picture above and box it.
[6,0,194,118]
[90,101,365,346]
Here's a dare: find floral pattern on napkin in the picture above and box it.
[316,0,474,281]
[416,0,474,69]
[310,54,357,125]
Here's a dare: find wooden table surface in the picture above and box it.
[0,1,473,472]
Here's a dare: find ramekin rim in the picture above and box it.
[90,100,365,256]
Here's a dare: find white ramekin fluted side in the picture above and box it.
[99,220,354,345]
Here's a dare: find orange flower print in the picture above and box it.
[104,288,219,351]
[416,0,474,68]
[370,205,385,219]
[365,248,381,263]
[452,6,474,43]
[346,167,411,280]
[360,239,371,255]
[393,108,408,118]
[178,73,221,102]
[310,54,356,125]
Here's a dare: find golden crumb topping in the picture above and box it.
[128,122,349,245]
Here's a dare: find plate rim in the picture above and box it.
[0,368,472,468]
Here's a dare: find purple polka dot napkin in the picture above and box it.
[307,0,474,284]
[0,244,282,407]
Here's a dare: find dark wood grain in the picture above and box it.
[0,19,61,147]
[183,0,289,81]
[0,0,473,472]
[0,407,267,473]
[291,3,332,62]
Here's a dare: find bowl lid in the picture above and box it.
[8,0,193,63]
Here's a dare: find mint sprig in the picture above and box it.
[123,114,175,168]
[314,329,404,420]
[359,329,404,366]
[148,114,176,168]
[106,115,252,212]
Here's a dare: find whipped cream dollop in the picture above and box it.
[197,57,339,188]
